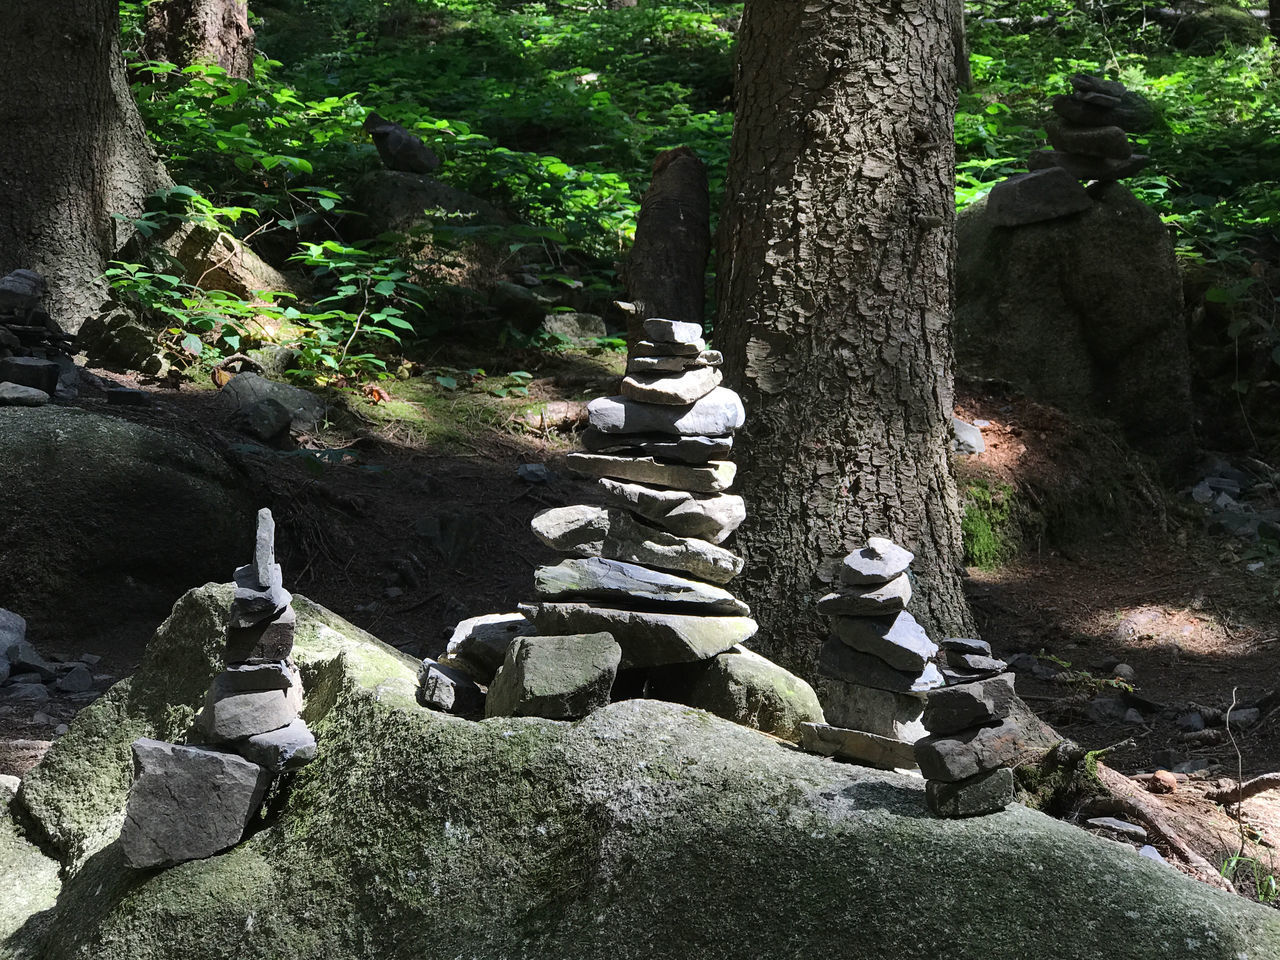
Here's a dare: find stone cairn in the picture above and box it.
[915,641,1022,818]
[0,269,76,407]
[120,508,317,869]
[986,73,1153,227]
[420,318,766,723]
[799,539,941,770]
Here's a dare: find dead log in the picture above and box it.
[619,146,710,347]
[1206,773,1280,805]
[142,0,255,79]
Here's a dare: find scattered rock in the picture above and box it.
[441,612,535,684]
[0,382,50,406]
[417,659,486,715]
[682,646,824,743]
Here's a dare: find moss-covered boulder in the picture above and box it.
[4,584,1280,960]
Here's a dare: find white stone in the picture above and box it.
[587,387,745,437]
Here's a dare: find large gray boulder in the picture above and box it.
[3,584,1279,959]
[0,408,255,644]
[955,182,1192,472]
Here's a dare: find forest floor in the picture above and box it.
[4,353,1280,900]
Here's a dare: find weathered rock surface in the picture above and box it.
[598,479,746,544]
[986,167,1092,226]
[5,583,1280,959]
[238,718,318,772]
[0,381,51,406]
[825,683,926,741]
[641,318,702,343]
[197,674,298,742]
[566,452,735,493]
[581,429,732,464]
[682,646,824,743]
[922,674,1018,735]
[626,350,721,374]
[621,366,722,405]
[817,574,912,616]
[830,611,938,673]
[818,640,944,694]
[587,387,745,437]
[916,720,1037,783]
[533,558,749,615]
[485,633,621,720]
[839,538,914,585]
[799,722,918,770]
[417,659,486,715]
[926,767,1015,818]
[440,612,535,684]
[217,373,328,433]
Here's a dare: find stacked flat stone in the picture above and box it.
[119,508,316,869]
[916,639,1020,818]
[987,74,1153,228]
[518,317,755,682]
[800,538,941,770]
[0,269,74,407]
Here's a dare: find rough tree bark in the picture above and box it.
[619,146,711,345]
[142,0,256,79]
[0,0,167,332]
[716,0,975,681]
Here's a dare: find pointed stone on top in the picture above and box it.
[642,318,703,345]
[839,537,914,586]
[253,508,276,587]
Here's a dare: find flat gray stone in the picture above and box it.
[4,638,53,679]
[946,651,1007,674]
[229,563,291,628]
[531,505,743,584]
[0,382,50,406]
[441,612,535,684]
[219,661,294,692]
[626,350,721,374]
[952,416,985,455]
[587,387,745,437]
[986,168,1093,227]
[566,453,735,493]
[1087,816,1148,840]
[915,719,1028,782]
[253,508,276,586]
[926,767,1015,818]
[940,637,991,657]
[682,646,825,742]
[417,659,486,715]
[817,637,943,693]
[0,682,50,704]
[54,665,93,693]
[521,602,756,669]
[218,372,327,432]
[799,722,918,770]
[817,574,912,616]
[1028,149,1148,183]
[621,367,722,405]
[839,538,914,586]
[485,633,621,720]
[642,318,703,344]
[0,357,59,394]
[239,718,317,772]
[922,673,1018,735]
[119,738,271,869]
[830,611,938,673]
[224,606,295,663]
[0,608,25,649]
[198,672,298,742]
[533,557,750,616]
[541,311,605,343]
[1046,121,1131,159]
[824,682,926,740]
[582,429,732,464]
[598,478,746,544]
[632,338,705,357]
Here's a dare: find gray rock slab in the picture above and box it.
[217,372,327,432]
[952,416,985,455]
[922,673,1018,735]
[0,683,50,704]
[566,453,735,493]
[946,651,1007,674]
[417,659,486,715]
[1088,816,1148,840]
[986,168,1093,227]
[224,606,296,663]
[1028,149,1148,183]
[818,637,943,694]
[632,338,705,357]
[0,609,25,649]
[0,382,50,406]
[830,611,938,673]
[839,538,914,586]
[817,574,912,616]
[824,681,926,740]
[915,720,1029,782]
[0,357,59,394]
[598,478,745,544]
[1051,90,1154,131]
[531,505,743,584]
[236,398,291,442]
[230,562,291,628]
[940,637,991,657]
[534,557,750,616]
[587,387,745,437]
[626,350,721,374]
[582,428,732,464]
[541,311,605,342]
[1047,121,1131,159]
[219,661,294,692]
[621,367,722,406]
[485,633,621,720]
[253,508,276,586]
[441,612,535,684]
[682,645,825,743]
[799,722,918,770]
[926,767,1015,818]
[4,639,53,679]
[0,268,45,308]
[54,665,94,693]
[238,718,317,772]
[119,738,271,869]
[642,318,703,344]
[199,673,298,742]
[522,602,756,669]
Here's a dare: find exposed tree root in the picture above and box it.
[1207,773,1280,806]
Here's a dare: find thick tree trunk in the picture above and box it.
[619,147,711,345]
[0,0,167,332]
[716,0,975,682]
[143,0,256,79]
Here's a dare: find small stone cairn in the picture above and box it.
[800,538,940,770]
[0,269,76,407]
[915,641,1022,818]
[120,508,317,869]
[987,74,1153,227]
[422,318,771,723]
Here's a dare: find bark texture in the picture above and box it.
[0,0,167,332]
[716,0,974,682]
[143,0,256,79]
[620,147,711,345]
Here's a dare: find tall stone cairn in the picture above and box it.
[986,73,1154,227]
[800,539,941,770]
[119,508,317,869]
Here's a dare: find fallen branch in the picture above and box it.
[1207,774,1280,806]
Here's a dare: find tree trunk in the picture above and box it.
[143,0,256,79]
[619,146,711,345]
[954,0,973,91]
[716,0,975,682]
[0,0,167,333]
[1272,0,1279,40]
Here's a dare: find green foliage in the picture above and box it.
[1222,855,1280,903]
[961,481,1020,568]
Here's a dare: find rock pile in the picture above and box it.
[0,608,106,738]
[0,269,75,406]
[119,508,316,869]
[800,538,940,769]
[987,74,1153,227]
[916,640,1021,818]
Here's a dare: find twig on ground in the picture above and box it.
[1207,774,1280,806]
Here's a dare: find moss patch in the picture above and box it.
[961,481,1022,568]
